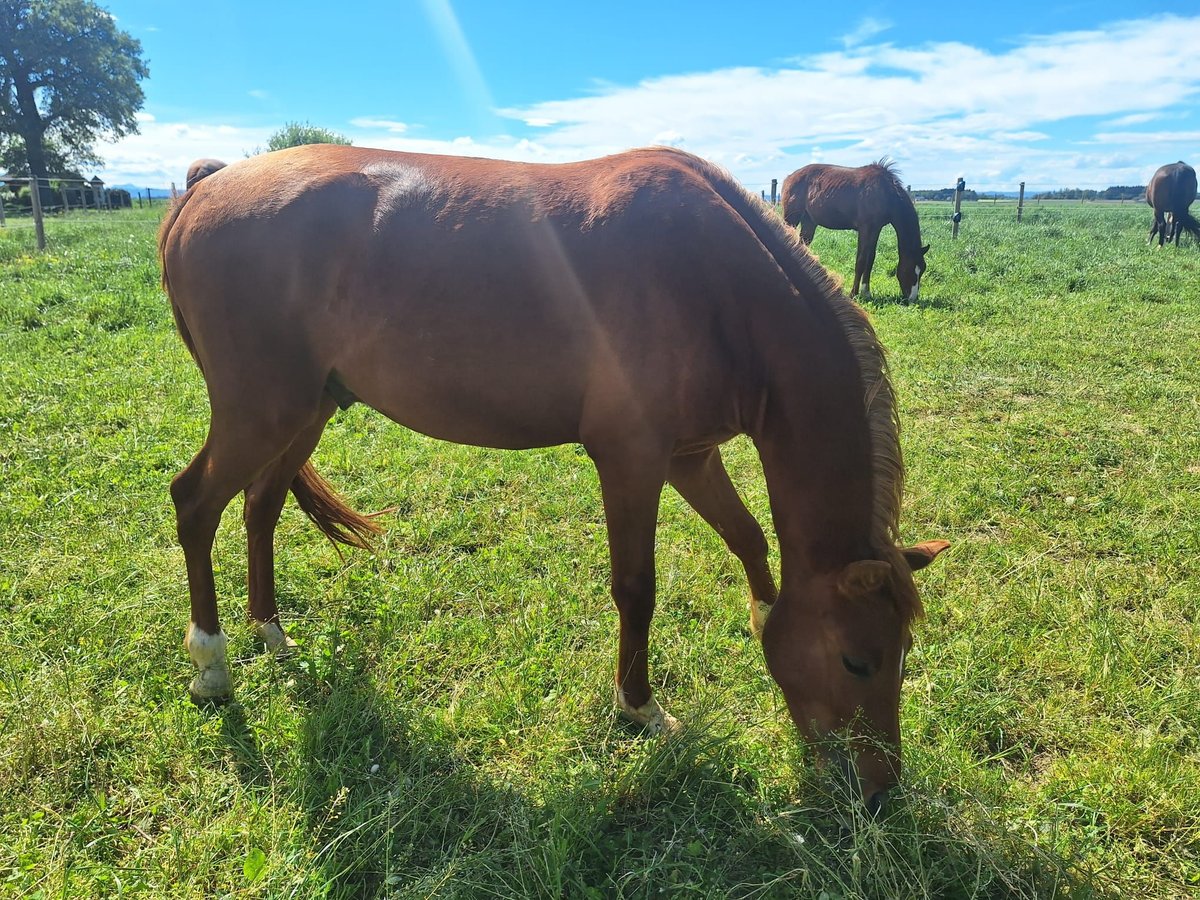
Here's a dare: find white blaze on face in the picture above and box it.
[908,264,923,301]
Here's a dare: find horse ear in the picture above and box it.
[837,560,892,597]
[921,244,930,255]
[902,540,950,571]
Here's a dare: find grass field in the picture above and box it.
[1,200,1198,898]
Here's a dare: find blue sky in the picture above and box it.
[95,1,1200,192]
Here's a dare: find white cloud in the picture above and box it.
[492,14,1200,189]
[248,89,270,101]
[93,120,274,186]
[842,17,892,49]
[95,14,1200,191]
[350,117,410,134]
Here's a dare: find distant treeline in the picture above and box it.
[910,185,1146,202]
[913,188,979,201]
[1031,186,1146,201]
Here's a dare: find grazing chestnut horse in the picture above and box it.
[782,161,929,302]
[1146,161,1200,247]
[159,145,948,810]
[185,158,227,189]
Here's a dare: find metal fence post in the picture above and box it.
[29,176,47,251]
[951,177,965,239]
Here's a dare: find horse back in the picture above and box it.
[159,145,789,450]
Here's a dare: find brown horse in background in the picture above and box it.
[159,144,948,811]
[185,158,227,189]
[782,161,929,302]
[1146,161,1199,247]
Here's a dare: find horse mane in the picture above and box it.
[870,157,909,194]
[656,148,919,621]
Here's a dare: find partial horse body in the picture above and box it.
[159,145,948,809]
[1147,161,1200,247]
[781,161,929,302]
[185,158,227,190]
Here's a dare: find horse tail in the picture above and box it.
[158,191,203,370]
[290,462,382,551]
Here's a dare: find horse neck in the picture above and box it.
[750,311,876,579]
[887,190,923,253]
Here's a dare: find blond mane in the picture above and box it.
[656,148,918,619]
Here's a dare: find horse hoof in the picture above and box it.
[254,620,299,656]
[189,665,232,703]
[617,692,681,735]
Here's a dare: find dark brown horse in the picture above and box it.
[782,161,929,302]
[159,145,948,810]
[1146,161,1200,247]
[185,158,227,189]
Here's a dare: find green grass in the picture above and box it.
[1,202,1198,898]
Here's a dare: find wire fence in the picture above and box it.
[2,172,1158,253]
[0,175,174,249]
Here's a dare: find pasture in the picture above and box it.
[1,202,1198,898]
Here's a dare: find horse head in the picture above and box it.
[894,244,930,302]
[761,540,949,812]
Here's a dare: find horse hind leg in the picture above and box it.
[668,448,777,639]
[244,396,339,653]
[174,397,328,701]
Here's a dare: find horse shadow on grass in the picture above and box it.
[214,638,1115,899]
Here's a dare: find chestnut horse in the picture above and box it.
[159,145,948,810]
[782,161,929,302]
[184,158,227,190]
[1146,161,1200,247]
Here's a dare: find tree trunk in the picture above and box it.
[14,78,52,209]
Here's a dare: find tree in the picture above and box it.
[0,0,148,196]
[266,121,352,151]
[0,129,98,176]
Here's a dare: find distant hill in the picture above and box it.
[112,184,173,199]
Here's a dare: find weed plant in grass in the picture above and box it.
[0,204,1198,897]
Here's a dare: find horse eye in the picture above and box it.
[842,655,872,678]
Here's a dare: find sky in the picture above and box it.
[90,1,1200,193]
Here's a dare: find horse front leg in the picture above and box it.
[589,438,676,733]
[854,227,882,300]
[668,448,777,639]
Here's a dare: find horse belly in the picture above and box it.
[339,352,588,451]
[326,278,595,450]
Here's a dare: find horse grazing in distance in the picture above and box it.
[1147,161,1200,247]
[159,144,949,812]
[782,161,929,302]
[185,158,227,190]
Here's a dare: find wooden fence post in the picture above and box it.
[1017,181,1025,223]
[951,177,965,239]
[770,178,777,206]
[29,176,47,251]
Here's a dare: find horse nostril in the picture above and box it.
[865,789,889,816]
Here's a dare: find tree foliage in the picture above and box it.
[0,130,97,176]
[0,0,148,182]
[266,120,352,152]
